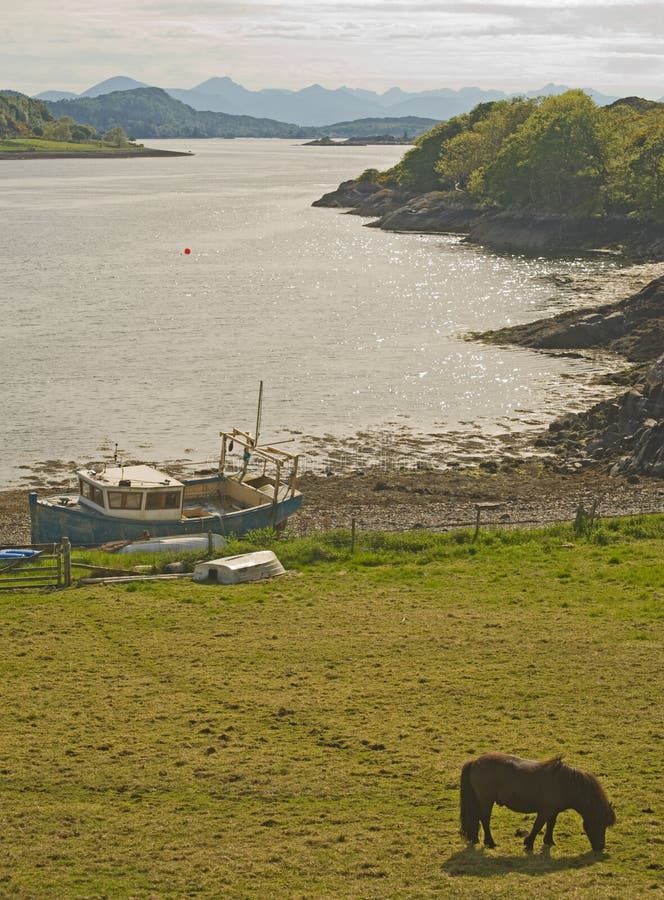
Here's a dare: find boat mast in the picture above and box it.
[254,380,263,447]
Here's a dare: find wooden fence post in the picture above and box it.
[473,502,504,541]
[473,505,482,542]
[62,537,71,588]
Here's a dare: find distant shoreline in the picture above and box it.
[0,148,193,160]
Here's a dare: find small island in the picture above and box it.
[304,134,414,146]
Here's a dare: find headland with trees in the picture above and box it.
[0,91,189,157]
[315,90,664,480]
[315,90,664,258]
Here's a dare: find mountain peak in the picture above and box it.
[194,76,242,90]
[81,76,149,98]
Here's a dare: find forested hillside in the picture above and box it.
[0,92,55,137]
[46,87,309,139]
[0,91,104,143]
[382,91,664,221]
[315,116,437,139]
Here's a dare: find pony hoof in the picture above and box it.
[484,841,497,849]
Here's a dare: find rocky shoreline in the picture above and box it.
[481,278,664,477]
[313,180,664,260]
[314,177,664,481]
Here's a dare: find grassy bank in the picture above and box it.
[0,138,188,157]
[1,518,663,897]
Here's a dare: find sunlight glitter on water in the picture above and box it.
[0,139,632,486]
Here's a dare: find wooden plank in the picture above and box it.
[78,573,193,585]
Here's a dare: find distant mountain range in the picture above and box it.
[35,75,632,128]
[42,88,438,140]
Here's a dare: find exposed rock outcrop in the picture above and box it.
[467,210,664,259]
[314,181,664,260]
[368,194,491,234]
[312,179,413,218]
[539,356,664,476]
[484,277,663,475]
[483,275,664,363]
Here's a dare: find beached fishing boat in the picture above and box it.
[29,429,302,547]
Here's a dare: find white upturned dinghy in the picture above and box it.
[193,551,285,584]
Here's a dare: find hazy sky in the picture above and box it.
[4,0,663,98]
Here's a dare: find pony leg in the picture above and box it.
[480,802,497,849]
[524,813,547,851]
[459,762,481,844]
[543,813,558,846]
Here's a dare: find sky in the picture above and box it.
[3,0,663,99]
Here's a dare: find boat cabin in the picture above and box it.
[77,465,185,521]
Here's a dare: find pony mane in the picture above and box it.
[539,754,565,772]
[559,761,616,825]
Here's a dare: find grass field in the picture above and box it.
[0,138,145,154]
[1,518,663,898]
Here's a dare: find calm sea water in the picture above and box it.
[0,139,622,487]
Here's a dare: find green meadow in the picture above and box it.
[1,518,663,898]
[0,138,146,154]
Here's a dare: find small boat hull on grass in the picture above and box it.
[117,533,227,554]
[0,549,41,561]
[193,551,285,584]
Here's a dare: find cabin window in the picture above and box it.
[108,491,143,510]
[145,490,181,510]
[80,480,105,507]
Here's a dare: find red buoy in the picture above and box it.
[184,247,191,254]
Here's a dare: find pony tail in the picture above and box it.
[460,761,481,843]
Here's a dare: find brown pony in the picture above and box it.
[460,752,615,852]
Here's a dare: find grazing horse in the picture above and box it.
[460,752,615,852]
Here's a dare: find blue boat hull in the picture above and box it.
[29,488,302,546]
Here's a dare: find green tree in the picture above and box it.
[104,125,129,147]
[483,91,606,213]
[0,92,55,137]
[435,97,538,193]
[622,120,664,220]
[42,116,75,142]
[389,105,495,192]
[600,101,664,220]
[71,122,98,142]
[357,167,381,183]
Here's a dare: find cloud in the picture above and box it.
[2,0,662,97]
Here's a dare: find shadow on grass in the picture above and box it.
[442,844,604,877]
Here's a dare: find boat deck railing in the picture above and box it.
[219,430,300,502]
